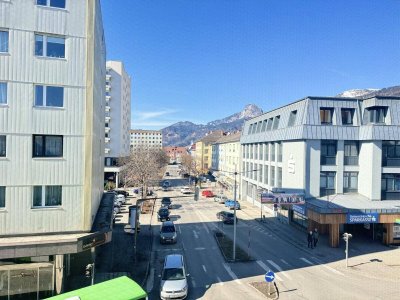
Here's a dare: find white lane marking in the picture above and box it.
[256,260,282,282]
[311,257,344,276]
[300,257,314,265]
[202,265,207,273]
[222,263,242,285]
[182,240,186,250]
[193,230,199,239]
[191,278,197,288]
[195,247,206,251]
[267,259,292,280]
[178,225,182,234]
[216,276,224,286]
[146,268,154,292]
[280,259,289,265]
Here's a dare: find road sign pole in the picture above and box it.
[345,236,349,268]
[233,167,237,261]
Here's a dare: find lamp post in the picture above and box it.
[233,167,238,261]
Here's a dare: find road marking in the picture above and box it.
[178,225,182,234]
[202,265,207,273]
[280,259,290,265]
[222,263,242,285]
[193,230,199,239]
[194,247,206,251]
[300,257,314,265]
[311,257,344,276]
[216,276,224,286]
[267,260,292,280]
[191,278,197,287]
[146,268,154,292]
[256,260,282,281]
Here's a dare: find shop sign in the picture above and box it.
[293,204,307,216]
[260,192,305,205]
[346,213,379,224]
[81,232,108,251]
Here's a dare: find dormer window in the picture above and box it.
[272,115,280,130]
[363,106,388,124]
[320,108,334,125]
[266,118,273,131]
[341,108,355,125]
[288,110,297,127]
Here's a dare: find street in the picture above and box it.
[143,167,400,300]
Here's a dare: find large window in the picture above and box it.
[259,144,263,160]
[277,142,282,162]
[382,141,400,167]
[271,166,275,187]
[35,85,64,107]
[254,144,258,160]
[272,116,280,130]
[251,123,257,134]
[321,140,337,165]
[0,186,5,208]
[0,30,9,53]
[320,172,336,196]
[277,167,282,188]
[261,119,268,132]
[0,82,7,104]
[320,108,334,124]
[247,124,253,134]
[0,135,5,157]
[264,143,269,161]
[341,108,354,125]
[33,135,63,157]
[264,165,269,185]
[258,164,263,182]
[381,174,400,200]
[344,141,359,165]
[35,34,65,58]
[271,143,275,161]
[33,186,62,207]
[256,121,262,133]
[363,106,387,124]
[344,172,358,193]
[266,118,273,131]
[250,144,253,159]
[36,0,66,9]
[288,110,297,127]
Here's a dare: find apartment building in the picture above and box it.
[241,96,400,247]
[211,132,241,197]
[0,0,109,297]
[104,61,131,187]
[195,131,224,173]
[163,146,187,164]
[130,129,163,150]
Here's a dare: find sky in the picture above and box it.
[101,0,400,130]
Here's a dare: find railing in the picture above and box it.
[344,156,358,165]
[321,156,336,165]
[382,158,400,167]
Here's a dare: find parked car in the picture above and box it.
[161,197,172,209]
[225,200,241,210]
[160,221,177,244]
[116,194,126,203]
[216,211,238,224]
[160,254,188,300]
[158,207,170,222]
[201,190,214,197]
[165,172,170,176]
[180,187,192,194]
[214,194,228,204]
[113,189,129,197]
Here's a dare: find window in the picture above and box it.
[271,166,275,187]
[320,172,336,196]
[256,121,262,133]
[271,143,275,161]
[254,144,258,160]
[277,142,282,162]
[258,164,263,182]
[264,143,269,161]
[36,0,66,9]
[277,167,282,188]
[381,174,400,200]
[248,124,253,134]
[261,119,267,132]
[33,135,63,157]
[320,108,334,124]
[344,141,359,165]
[251,123,257,134]
[259,144,263,160]
[363,106,387,124]
[264,165,268,185]
[250,144,253,159]
[266,118,273,131]
[35,85,64,107]
[0,186,5,208]
[341,108,354,125]
[288,110,297,127]
[343,172,358,193]
[272,116,280,130]
[0,30,9,53]
[35,34,65,58]
[0,82,7,104]
[33,186,62,207]
[382,141,400,167]
[0,135,5,157]
[250,163,253,179]
[321,140,337,165]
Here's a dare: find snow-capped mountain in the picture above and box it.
[207,104,263,126]
[336,89,379,98]
[336,85,400,98]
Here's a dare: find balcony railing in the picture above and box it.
[321,156,336,165]
[344,156,359,165]
[382,158,400,167]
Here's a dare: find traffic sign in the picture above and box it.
[265,271,275,282]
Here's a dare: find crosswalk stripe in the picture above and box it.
[216,276,224,286]
[256,260,283,282]
[223,263,242,285]
[300,257,314,265]
[267,260,292,280]
[310,257,344,276]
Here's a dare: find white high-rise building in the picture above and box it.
[104,61,131,187]
[130,129,163,150]
[0,1,109,297]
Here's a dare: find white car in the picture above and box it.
[180,187,192,194]
[160,254,188,300]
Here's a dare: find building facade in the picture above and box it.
[130,129,163,150]
[0,0,109,297]
[241,96,400,247]
[104,61,131,187]
[195,131,224,173]
[163,146,187,164]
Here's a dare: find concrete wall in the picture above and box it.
[282,140,306,191]
[305,140,321,198]
[358,141,382,200]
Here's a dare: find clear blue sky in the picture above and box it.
[101,0,400,130]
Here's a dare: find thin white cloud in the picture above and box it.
[131,120,175,128]
[134,109,179,120]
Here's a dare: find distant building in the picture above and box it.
[164,146,187,163]
[104,61,131,187]
[195,131,225,173]
[130,129,163,150]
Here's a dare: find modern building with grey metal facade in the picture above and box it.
[241,95,400,247]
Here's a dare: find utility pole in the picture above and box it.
[343,232,352,267]
[233,165,238,261]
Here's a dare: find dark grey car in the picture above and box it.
[160,221,177,244]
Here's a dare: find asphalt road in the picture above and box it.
[145,166,399,300]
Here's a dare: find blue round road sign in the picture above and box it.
[265,271,275,282]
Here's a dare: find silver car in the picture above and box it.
[160,254,188,300]
[160,221,177,244]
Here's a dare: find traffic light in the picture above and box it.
[85,264,93,278]
[342,233,352,241]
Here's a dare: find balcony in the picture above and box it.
[106,85,111,92]
[105,95,111,102]
[106,74,111,81]
[105,137,110,143]
[105,127,111,133]
[105,116,111,123]
[105,106,111,112]
[105,148,110,154]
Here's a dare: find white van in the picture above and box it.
[160,254,188,300]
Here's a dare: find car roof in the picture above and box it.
[162,221,174,226]
[164,254,184,268]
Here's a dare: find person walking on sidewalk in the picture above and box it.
[313,228,319,248]
[307,231,313,249]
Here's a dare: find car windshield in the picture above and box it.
[226,213,234,217]
[162,198,171,203]
[162,268,185,280]
[162,226,175,233]
[159,209,168,214]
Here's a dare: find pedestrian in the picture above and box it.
[313,228,319,248]
[307,230,313,248]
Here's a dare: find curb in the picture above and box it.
[213,230,254,263]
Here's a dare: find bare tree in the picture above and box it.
[120,146,169,199]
